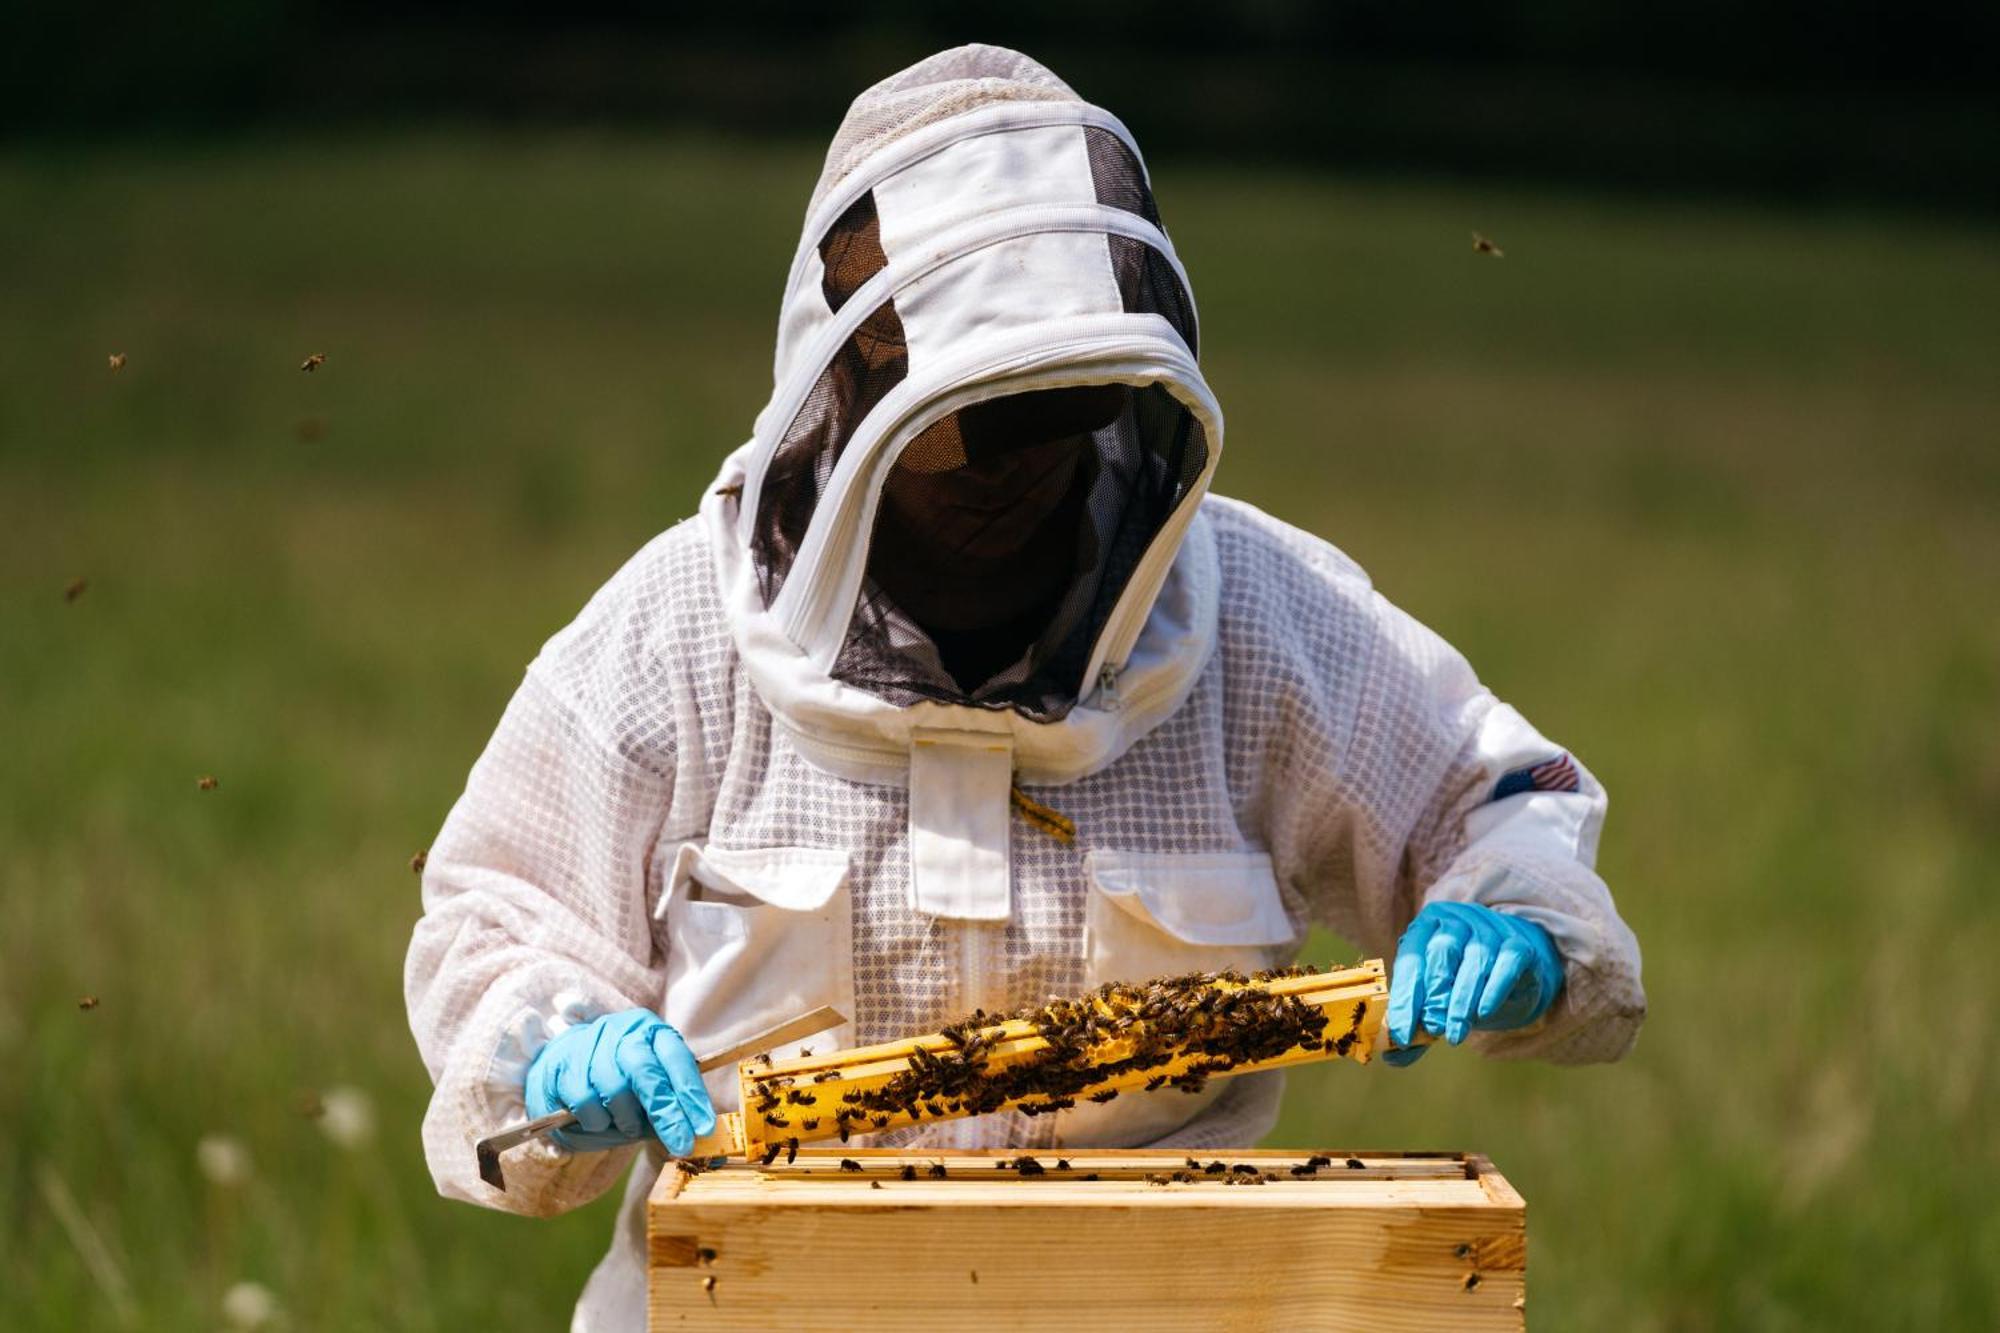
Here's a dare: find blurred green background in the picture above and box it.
[3,8,1999,1331]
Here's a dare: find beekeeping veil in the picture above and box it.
[701,44,1222,919]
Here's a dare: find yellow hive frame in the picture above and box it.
[688,958,1402,1161]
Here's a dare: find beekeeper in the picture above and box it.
[405,44,1644,1329]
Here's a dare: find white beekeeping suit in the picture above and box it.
[405,43,1645,1331]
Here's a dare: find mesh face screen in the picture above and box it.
[750,155,1207,720]
[831,382,1207,721]
[1083,127,1163,229]
[753,190,908,607]
[752,295,909,608]
[820,191,888,312]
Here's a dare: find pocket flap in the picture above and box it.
[1084,850,1295,947]
[664,843,852,914]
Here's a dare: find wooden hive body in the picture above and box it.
[649,1148,1525,1330]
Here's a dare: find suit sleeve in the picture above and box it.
[1361,592,1646,1064]
[404,570,678,1217]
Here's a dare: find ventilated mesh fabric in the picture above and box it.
[808,44,1082,216]
[410,500,1644,1204]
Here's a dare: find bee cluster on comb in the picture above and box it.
[735,960,1387,1162]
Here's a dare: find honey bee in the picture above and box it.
[800,1118,820,1130]
[107,353,127,373]
[1471,233,1504,258]
[899,1164,917,1181]
[702,1274,717,1303]
[714,483,743,500]
[1087,1089,1118,1104]
[63,577,88,604]
[839,1159,863,1172]
[927,1162,947,1179]
[758,1143,782,1166]
[869,1180,883,1189]
[1346,1157,1365,1170]
[197,775,219,791]
[299,353,326,372]
[409,850,427,876]
[784,1137,800,1165]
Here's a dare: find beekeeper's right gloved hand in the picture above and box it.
[525,1008,716,1155]
[1383,901,1565,1066]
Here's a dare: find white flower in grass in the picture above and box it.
[221,1280,279,1328]
[318,1085,376,1150]
[197,1135,251,1187]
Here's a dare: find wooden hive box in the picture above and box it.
[649,1148,1525,1330]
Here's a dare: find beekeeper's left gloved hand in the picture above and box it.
[1383,902,1564,1066]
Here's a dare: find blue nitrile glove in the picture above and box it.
[525,1008,716,1155]
[1382,902,1564,1067]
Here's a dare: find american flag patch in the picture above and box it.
[1493,753,1581,800]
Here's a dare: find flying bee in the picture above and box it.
[197,775,219,791]
[409,850,427,876]
[714,483,743,500]
[1471,232,1504,258]
[63,577,89,604]
[299,353,325,372]
[107,353,126,373]
[78,995,100,1011]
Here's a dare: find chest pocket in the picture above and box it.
[1059,849,1300,1148]
[655,843,856,1116]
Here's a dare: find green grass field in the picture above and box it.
[2,133,1996,1329]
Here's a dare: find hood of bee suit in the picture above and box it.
[699,44,1223,920]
